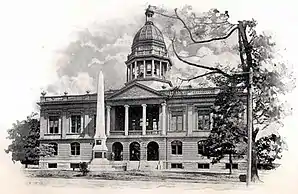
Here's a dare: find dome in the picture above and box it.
[132,21,165,47]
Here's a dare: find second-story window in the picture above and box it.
[171,112,183,131]
[71,115,81,133]
[49,116,59,134]
[197,110,210,130]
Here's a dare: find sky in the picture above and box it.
[0,0,298,183]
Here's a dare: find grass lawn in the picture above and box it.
[23,169,250,184]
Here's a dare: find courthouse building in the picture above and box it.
[38,9,246,172]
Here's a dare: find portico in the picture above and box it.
[106,102,167,137]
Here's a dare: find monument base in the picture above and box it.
[89,158,116,171]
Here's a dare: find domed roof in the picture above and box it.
[132,21,165,47]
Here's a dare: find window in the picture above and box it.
[146,62,152,75]
[171,140,182,155]
[171,112,183,131]
[49,142,58,155]
[197,140,206,155]
[197,110,210,130]
[70,163,80,169]
[70,142,80,156]
[226,163,239,169]
[48,163,57,168]
[198,163,210,169]
[95,152,102,158]
[171,163,183,169]
[49,116,59,134]
[71,115,81,133]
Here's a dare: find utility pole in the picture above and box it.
[238,21,253,186]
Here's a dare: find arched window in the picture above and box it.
[171,140,182,155]
[129,142,140,161]
[49,142,58,155]
[147,141,159,161]
[198,140,206,155]
[70,142,80,156]
[112,142,123,161]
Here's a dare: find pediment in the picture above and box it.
[107,83,163,100]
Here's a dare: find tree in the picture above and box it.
[5,113,55,168]
[201,83,247,175]
[256,134,286,170]
[150,5,294,182]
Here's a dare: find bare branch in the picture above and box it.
[154,11,178,20]
[174,8,239,44]
[178,71,221,82]
[171,37,232,78]
[180,53,207,59]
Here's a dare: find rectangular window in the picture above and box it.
[198,163,210,169]
[71,115,81,133]
[70,163,80,169]
[171,112,183,131]
[48,163,57,168]
[171,141,182,155]
[49,116,59,134]
[146,62,152,75]
[171,163,183,169]
[94,152,102,158]
[225,163,239,169]
[197,110,210,130]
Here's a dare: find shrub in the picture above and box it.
[79,162,89,176]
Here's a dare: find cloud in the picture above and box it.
[47,9,240,94]
[47,18,141,93]
[87,58,104,67]
[47,72,95,95]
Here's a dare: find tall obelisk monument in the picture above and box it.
[92,71,108,163]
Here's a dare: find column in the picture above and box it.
[40,114,46,139]
[106,106,111,136]
[134,61,137,78]
[126,67,129,82]
[209,112,214,131]
[80,115,84,133]
[143,60,146,78]
[131,64,134,81]
[142,104,147,135]
[84,114,89,128]
[84,114,90,137]
[161,102,166,135]
[159,61,162,77]
[187,105,193,136]
[124,105,129,136]
[152,60,154,76]
[58,116,62,134]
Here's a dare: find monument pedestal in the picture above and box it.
[89,138,115,171]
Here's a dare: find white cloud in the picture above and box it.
[49,72,95,95]
[80,40,104,53]
[87,58,104,67]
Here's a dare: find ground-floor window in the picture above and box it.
[198,163,210,169]
[112,142,123,161]
[147,141,159,161]
[48,163,57,168]
[129,142,140,161]
[71,142,80,155]
[171,163,183,169]
[171,140,182,155]
[70,163,80,169]
[49,142,58,155]
[225,163,239,169]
